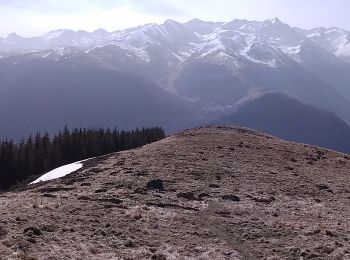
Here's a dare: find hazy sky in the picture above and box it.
[0,0,349,37]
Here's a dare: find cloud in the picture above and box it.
[0,0,185,16]
[127,0,187,16]
[0,0,349,37]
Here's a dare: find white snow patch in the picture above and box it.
[191,35,227,58]
[325,28,345,34]
[30,160,86,184]
[286,45,301,55]
[336,42,350,56]
[239,37,280,68]
[44,30,64,40]
[53,47,73,57]
[267,18,279,24]
[307,31,321,38]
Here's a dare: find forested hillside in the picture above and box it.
[0,126,165,190]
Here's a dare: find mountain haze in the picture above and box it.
[214,92,350,154]
[0,51,195,139]
[1,18,350,153]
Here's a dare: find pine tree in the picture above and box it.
[0,126,165,190]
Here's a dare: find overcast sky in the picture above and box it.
[0,0,349,37]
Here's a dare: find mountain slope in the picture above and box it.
[305,27,350,63]
[214,92,350,154]
[0,127,349,259]
[1,18,350,138]
[0,50,195,139]
[3,18,350,123]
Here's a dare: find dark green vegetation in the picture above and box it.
[0,126,165,190]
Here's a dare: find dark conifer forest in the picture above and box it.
[0,126,165,190]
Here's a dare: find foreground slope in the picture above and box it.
[1,127,350,259]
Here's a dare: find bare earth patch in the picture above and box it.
[0,126,350,259]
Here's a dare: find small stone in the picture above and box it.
[125,240,135,248]
[146,179,164,191]
[134,187,147,194]
[326,230,337,237]
[316,184,329,190]
[177,192,200,201]
[221,194,240,202]
[27,238,36,244]
[152,254,167,260]
[95,188,107,193]
[0,225,7,237]
[23,227,42,237]
[198,193,210,199]
[252,196,275,204]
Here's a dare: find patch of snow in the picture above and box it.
[171,51,187,62]
[307,31,322,38]
[87,42,151,63]
[44,30,64,41]
[280,45,302,63]
[267,17,281,24]
[150,24,171,40]
[239,37,280,68]
[127,30,149,44]
[52,47,73,57]
[235,88,269,107]
[336,42,350,56]
[283,45,301,55]
[191,35,227,58]
[30,160,86,184]
[325,28,346,34]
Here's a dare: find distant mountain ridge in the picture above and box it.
[1,18,350,154]
[213,92,350,154]
[1,18,349,66]
[1,18,349,121]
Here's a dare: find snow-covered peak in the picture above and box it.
[2,18,350,67]
[306,26,350,62]
[306,27,325,38]
[93,28,109,36]
[163,19,181,27]
[325,27,348,35]
[44,30,66,40]
[7,32,24,41]
[266,17,283,25]
[185,18,206,26]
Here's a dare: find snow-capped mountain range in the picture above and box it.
[1,18,350,65]
[1,18,350,139]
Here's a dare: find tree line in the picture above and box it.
[0,126,165,190]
